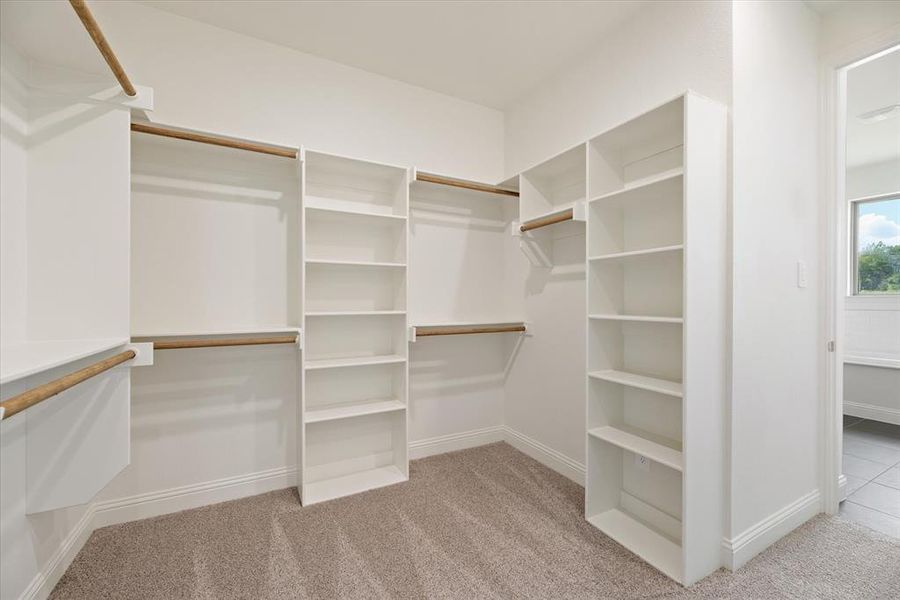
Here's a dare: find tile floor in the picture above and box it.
[840,416,900,538]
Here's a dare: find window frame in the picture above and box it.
[849,192,900,297]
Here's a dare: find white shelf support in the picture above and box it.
[126,342,154,367]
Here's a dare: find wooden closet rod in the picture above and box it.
[416,324,526,337]
[151,336,298,350]
[520,208,574,232]
[416,172,519,198]
[131,122,299,159]
[69,0,136,96]
[0,350,136,420]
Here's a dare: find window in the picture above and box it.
[852,196,900,294]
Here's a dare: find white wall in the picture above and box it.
[0,40,28,345]
[91,1,504,184]
[408,185,521,448]
[819,1,900,59]
[503,0,731,177]
[730,0,820,562]
[500,0,731,475]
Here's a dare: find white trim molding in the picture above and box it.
[408,426,505,460]
[92,466,297,529]
[20,508,95,600]
[843,401,900,426]
[502,426,585,485]
[844,356,900,370]
[722,489,821,571]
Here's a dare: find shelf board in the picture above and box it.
[131,326,300,338]
[588,426,683,472]
[589,168,684,204]
[305,259,406,269]
[0,338,129,385]
[305,310,406,317]
[305,354,406,370]
[588,245,683,262]
[305,399,406,424]
[303,465,407,505]
[588,370,682,398]
[304,200,406,221]
[589,314,683,324]
[587,509,682,582]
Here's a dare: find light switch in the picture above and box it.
[797,260,808,288]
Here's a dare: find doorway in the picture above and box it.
[825,43,900,537]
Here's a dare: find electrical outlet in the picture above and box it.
[634,454,650,472]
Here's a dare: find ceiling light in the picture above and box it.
[857,104,900,123]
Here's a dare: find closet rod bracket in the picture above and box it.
[126,342,155,367]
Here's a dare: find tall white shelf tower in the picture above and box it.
[584,93,727,585]
[299,150,410,505]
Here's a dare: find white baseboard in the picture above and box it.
[838,474,848,502]
[843,401,900,426]
[93,466,297,529]
[20,507,95,600]
[721,489,821,571]
[409,425,505,460]
[502,426,585,485]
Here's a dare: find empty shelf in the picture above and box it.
[589,168,684,204]
[589,245,684,262]
[303,465,406,505]
[587,509,682,582]
[588,426,683,472]
[305,310,406,317]
[0,338,128,385]
[588,370,682,398]
[305,354,406,370]
[305,399,406,424]
[305,259,406,268]
[589,314,683,324]
[304,200,406,221]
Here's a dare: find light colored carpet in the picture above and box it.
[51,443,900,599]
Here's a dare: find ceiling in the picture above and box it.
[846,47,900,169]
[136,0,646,109]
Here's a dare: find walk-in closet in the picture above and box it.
[3,2,899,600]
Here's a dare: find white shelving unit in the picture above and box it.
[584,93,727,585]
[300,150,410,505]
[520,144,586,223]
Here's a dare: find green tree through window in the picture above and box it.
[855,197,900,294]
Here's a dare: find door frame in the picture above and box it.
[820,30,900,515]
